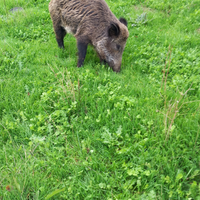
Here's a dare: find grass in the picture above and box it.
[0,0,200,199]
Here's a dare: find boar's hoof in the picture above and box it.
[56,39,64,49]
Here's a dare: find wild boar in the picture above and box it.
[49,0,129,72]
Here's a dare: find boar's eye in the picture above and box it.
[116,44,121,51]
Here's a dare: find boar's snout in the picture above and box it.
[108,60,121,73]
[113,65,121,73]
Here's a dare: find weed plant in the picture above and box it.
[0,0,200,199]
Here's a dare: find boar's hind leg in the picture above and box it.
[77,39,88,68]
[54,26,66,48]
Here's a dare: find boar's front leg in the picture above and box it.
[77,38,89,67]
[55,26,66,48]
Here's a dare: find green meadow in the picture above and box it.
[0,0,200,199]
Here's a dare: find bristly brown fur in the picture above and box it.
[49,0,129,72]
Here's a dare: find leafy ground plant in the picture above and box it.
[0,0,200,199]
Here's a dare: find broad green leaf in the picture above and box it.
[176,171,183,182]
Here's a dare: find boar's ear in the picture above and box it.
[108,23,120,37]
[119,17,128,27]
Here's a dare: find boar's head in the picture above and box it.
[96,18,129,72]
